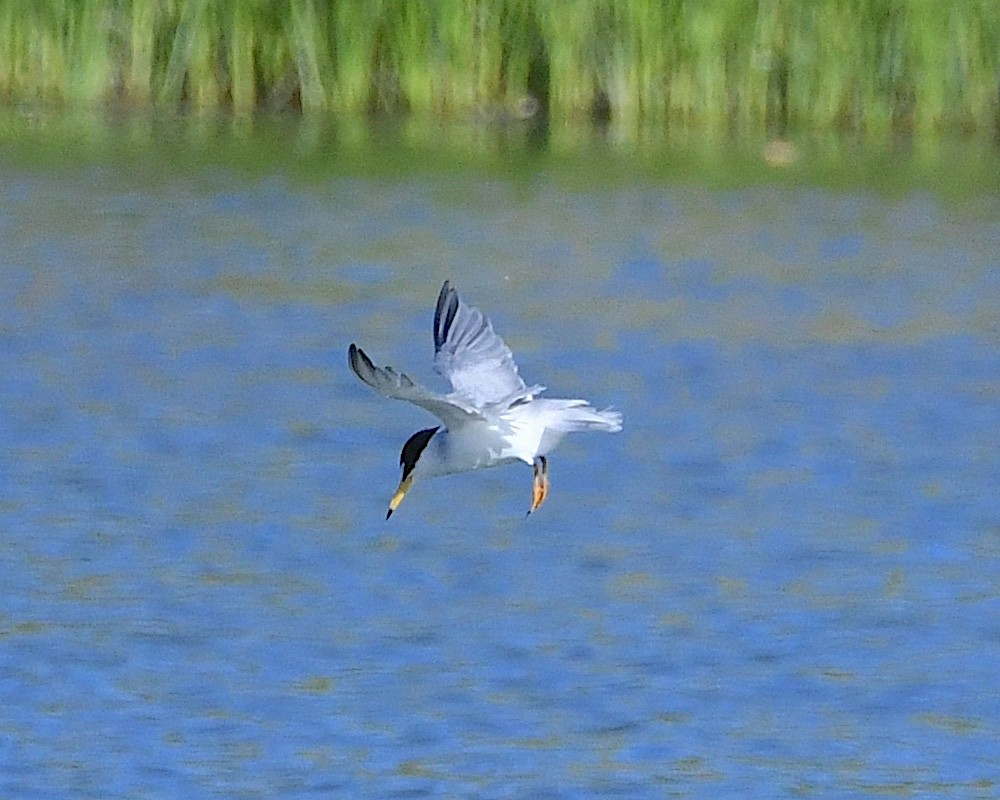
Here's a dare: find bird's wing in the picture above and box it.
[349,344,481,428]
[432,281,530,409]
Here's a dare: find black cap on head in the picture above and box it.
[399,427,439,480]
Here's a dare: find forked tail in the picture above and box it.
[549,401,623,433]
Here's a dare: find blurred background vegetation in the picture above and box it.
[1,0,998,135]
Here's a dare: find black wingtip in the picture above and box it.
[348,342,366,373]
[434,281,460,352]
[353,345,374,370]
[348,344,379,388]
[436,281,452,319]
[434,282,452,350]
[386,507,394,520]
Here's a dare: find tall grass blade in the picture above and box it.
[0,0,994,134]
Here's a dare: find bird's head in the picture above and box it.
[386,426,439,519]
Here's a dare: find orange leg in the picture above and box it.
[528,456,549,515]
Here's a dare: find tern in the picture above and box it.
[348,281,622,518]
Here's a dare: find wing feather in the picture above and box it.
[432,281,530,409]
[348,343,480,428]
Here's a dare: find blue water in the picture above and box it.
[1,163,999,798]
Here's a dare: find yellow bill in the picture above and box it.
[386,474,413,520]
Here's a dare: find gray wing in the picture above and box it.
[433,281,532,409]
[348,344,481,428]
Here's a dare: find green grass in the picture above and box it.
[0,0,997,133]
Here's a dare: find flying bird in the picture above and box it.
[348,281,622,518]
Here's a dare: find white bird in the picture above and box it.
[348,281,622,518]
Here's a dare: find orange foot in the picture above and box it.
[528,456,549,515]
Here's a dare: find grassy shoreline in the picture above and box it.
[1,1,998,133]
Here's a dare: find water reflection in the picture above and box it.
[1,144,998,797]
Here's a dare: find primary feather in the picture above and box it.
[433,280,533,409]
[348,342,480,429]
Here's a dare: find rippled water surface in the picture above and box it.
[2,129,999,798]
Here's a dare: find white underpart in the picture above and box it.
[414,399,622,479]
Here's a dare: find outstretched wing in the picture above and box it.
[348,343,481,428]
[433,281,531,409]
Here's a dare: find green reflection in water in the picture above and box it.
[1,111,999,200]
